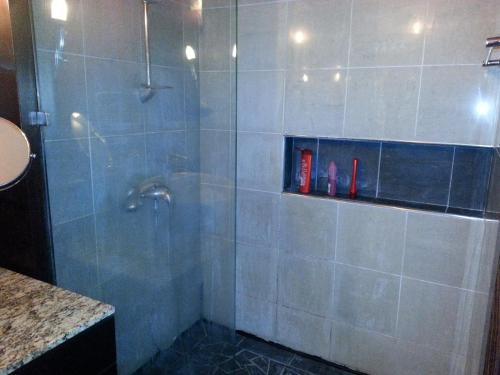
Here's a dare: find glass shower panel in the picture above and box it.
[31,0,236,374]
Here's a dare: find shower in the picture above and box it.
[138,0,172,103]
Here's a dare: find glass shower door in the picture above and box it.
[31,0,237,374]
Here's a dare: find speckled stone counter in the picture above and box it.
[0,267,114,375]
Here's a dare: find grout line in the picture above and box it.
[314,139,320,191]
[394,212,408,337]
[446,147,456,209]
[333,205,340,262]
[51,212,95,227]
[413,0,429,139]
[281,0,289,138]
[44,136,91,143]
[273,0,289,342]
[79,0,101,288]
[36,47,187,71]
[335,261,400,278]
[375,142,382,198]
[341,0,354,137]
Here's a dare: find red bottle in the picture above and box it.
[299,149,312,194]
[349,158,359,199]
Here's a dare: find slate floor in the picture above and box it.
[134,320,361,375]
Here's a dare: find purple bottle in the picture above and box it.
[327,161,337,196]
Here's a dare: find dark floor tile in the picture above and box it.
[234,350,260,365]
[268,360,286,374]
[244,364,267,375]
[251,355,270,373]
[239,338,295,365]
[281,366,309,375]
[134,320,360,375]
[218,357,244,373]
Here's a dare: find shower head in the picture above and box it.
[139,85,155,103]
[138,84,173,103]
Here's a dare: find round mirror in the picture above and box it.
[0,117,32,190]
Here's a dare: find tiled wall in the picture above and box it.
[229,0,500,374]
[285,137,494,213]
[33,1,203,373]
[238,194,499,375]
[199,3,237,328]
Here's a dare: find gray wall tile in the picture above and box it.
[276,306,331,359]
[205,238,236,327]
[336,202,406,274]
[416,66,500,146]
[287,0,350,69]
[236,243,278,302]
[237,133,283,192]
[91,135,146,212]
[145,131,186,178]
[142,66,185,132]
[236,293,276,340]
[32,0,84,54]
[53,215,99,297]
[85,58,144,136]
[344,67,419,141]
[201,184,233,239]
[333,264,400,335]
[200,130,232,185]
[83,0,142,61]
[200,7,230,71]
[237,71,284,133]
[238,3,288,70]
[236,189,280,248]
[279,194,337,259]
[278,255,334,317]
[284,69,346,137]
[397,278,489,358]
[404,212,498,293]
[200,72,231,130]
[424,0,500,65]
[45,139,93,224]
[148,1,184,67]
[38,52,88,141]
[349,0,427,67]
[331,320,470,375]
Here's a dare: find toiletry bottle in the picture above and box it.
[299,149,312,194]
[349,158,358,199]
[327,161,337,196]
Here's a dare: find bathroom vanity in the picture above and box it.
[0,267,116,375]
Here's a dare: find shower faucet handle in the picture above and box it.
[485,36,500,48]
[483,36,500,67]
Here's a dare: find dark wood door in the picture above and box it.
[0,0,54,283]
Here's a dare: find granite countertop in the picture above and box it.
[0,267,114,375]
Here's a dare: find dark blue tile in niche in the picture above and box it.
[284,137,294,189]
[378,142,454,205]
[289,138,319,192]
[317,139,380,197]
[487,148,500,216]
[449,147,493,211]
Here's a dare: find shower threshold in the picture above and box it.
[133,320,364,375]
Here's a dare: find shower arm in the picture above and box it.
[139,0,172,103]
[143,0,152,88]
[483,36,500,67]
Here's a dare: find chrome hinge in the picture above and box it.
[29,111,49,126]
